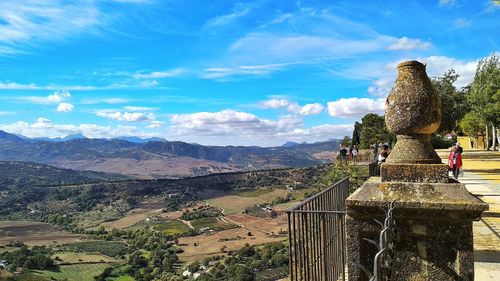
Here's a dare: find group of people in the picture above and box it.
[371,143,390,163]
[339,142,463,181]
[448,143,463,180]
[339,145,359,163]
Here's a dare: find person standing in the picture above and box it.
[448,146,462,180]
[378,144,389,163]
[372,144,378,162]
[352,145,359,163]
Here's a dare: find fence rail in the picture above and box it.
[287,178,349,281]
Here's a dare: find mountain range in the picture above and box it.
[0,130,339,179]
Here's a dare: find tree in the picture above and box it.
[431,69,469,134]
[352,121,362,145]
[358,114,394,148]
[460,111,485,137]
[466,55,500,148]
[341,136,351,146]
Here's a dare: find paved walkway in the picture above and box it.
[438,150,500,280]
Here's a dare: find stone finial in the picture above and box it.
[384,61,442,165]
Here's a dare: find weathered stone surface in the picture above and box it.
[386,134,442,164]
[385,61,441,136]
[385,61,442,164]
[345,60,488,281]
[346,181,488,281]
[347,180,488,217]
[346,210,475,281]
[380,163,449,183]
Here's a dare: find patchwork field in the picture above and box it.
[33,263,113,281]
[178,214,288,262]
[52,252,118,264]
[0,221,81,246]
[153,220,191,235]
[101,202,165,230]
[234,188,274,197]
[204,188,289,215]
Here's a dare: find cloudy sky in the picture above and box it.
[0,0,498,146]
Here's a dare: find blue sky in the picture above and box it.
[0,0,498,146]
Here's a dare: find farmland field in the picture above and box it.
[0,221,80,246]
[33,263,113,281]
[52,252,118,264]
[153,220,191,235]
[190,217,237,231]
[178,213,288,262]
[101,205,164,230]
[205,189,289,215]
[234,188,274,197]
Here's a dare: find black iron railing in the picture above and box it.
[287,178,349,281]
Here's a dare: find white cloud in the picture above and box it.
[439,0,457,7]
[261,98,324,116]
[407,55,482,88]
[169,109,351,145]
[0,81,156,91]
[230,33,387,62]
[133,68,186,79]
[202,63,287,79]
[97,111,156,123]
[123,106,158,111]
[0,111,15,116]
[368,77,393,98]
[280,124,354,140]
[297,103,324,115]
[364,54,492,96]
[386,37,432,51]
[0,1,105,54]
[205,7,249,27]
[14,90,71,104]
[327,98,386,118]
[0,82,40,90]
[169,110,301,137]
[207,8,434,78]
[80,98,131,105]
[0,118,155,139]
[56,102,74,112]
[146,120,163,128]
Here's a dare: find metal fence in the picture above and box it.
[287,178,349,281]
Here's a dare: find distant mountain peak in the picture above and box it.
[281,141,300,147]
[62,133,87,141]
[113,136,167,143]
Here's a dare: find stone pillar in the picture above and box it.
[345,61,488,281]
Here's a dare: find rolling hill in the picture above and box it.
[0,130,339,178]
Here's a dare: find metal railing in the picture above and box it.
[358,201,396,281]
[287,178,349,281]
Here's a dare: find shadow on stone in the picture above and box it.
[474,250,500,263]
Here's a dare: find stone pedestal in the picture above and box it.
[346,178,487,281]
[345,61,488,281]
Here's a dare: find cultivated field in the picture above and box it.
[0,221,81,246]
[204,188,289,215]
[33,263,113,281]
[52,252,118,264]
[178,214,288,262]
[101,202,165,230]
[154,220,191,235]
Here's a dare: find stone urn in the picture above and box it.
[385,61,442,164]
